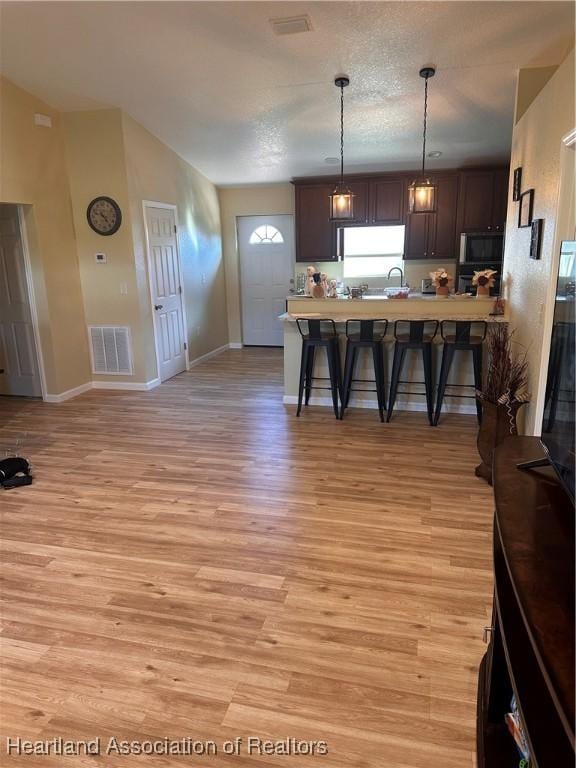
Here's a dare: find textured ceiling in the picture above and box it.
[1,1,573,185]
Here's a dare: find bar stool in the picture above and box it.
[340,319,388,422]
[387,320,439,425]
[295,318,342,419]
[433,320,487,426]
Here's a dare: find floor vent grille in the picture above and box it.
[89,326,133,375]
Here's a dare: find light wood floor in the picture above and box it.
[0,348,494,767]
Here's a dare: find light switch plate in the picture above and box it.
[95,252,106,264]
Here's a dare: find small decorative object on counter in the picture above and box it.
[476,324,529,484]
[304,265,317,296]
[490,296,506,316]
[473,269,498,297]
[311,272,325,298]
[430,268,453,297]
[328,279,338,298]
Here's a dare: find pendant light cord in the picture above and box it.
[340,82,345,185]
[421,74,428,178]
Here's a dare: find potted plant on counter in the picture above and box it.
[475,324,529,484]
[430,268,453,297]
[473,269,498,297]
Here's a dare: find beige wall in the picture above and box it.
[502,51,575,434]
[0,76,91,395]
[122,113,227,377]
[63,109,146,381]
[219,184,294,345]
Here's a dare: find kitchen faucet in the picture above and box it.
[387,267,405,287]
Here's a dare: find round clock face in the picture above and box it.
[86,196,122,236]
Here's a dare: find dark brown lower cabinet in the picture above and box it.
[477,436,574,768]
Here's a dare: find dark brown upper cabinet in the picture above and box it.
[404,174,458,260]
[370,178,405,224]
[295,183,336,262]
[458,168,509,233]
[293,166,508,263]
[347,181,369,224]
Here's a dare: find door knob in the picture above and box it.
[154,304,163,310]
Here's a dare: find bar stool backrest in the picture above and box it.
[440,320,488,345]
[295,318,338,340]
[393,319,439,344]
[345,319,388,342]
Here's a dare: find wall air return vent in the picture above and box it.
[270,15,312,36]
[89,326,133,375]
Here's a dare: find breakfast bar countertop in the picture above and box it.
[282,293,508,323]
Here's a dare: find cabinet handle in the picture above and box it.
[431,252,435,256]
[482,626,493,643]
[487,225,492,230]
[424,252,427,257]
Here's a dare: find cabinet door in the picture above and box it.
[295,184,336,262]
[404,212,430,259]
[347,181,369,224]
[491,168,509,231]
[370,178,405,224]
[458,171,495,232]
[428,175,459,260]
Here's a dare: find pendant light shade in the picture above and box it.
[329,76,354,221]
[408,67,437,214]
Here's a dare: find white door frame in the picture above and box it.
[236,213,295,346]
[142,201,190,380]
[1,206,47,399]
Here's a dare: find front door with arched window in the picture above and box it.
[237,215,294,346]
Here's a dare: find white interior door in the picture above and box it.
[0,204,42,397]
[238,215,294,346]
[145,205,187,382]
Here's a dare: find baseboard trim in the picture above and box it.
[228,342,243,349]
[187,344,230,369]
[282,394,476,415]
[44,382,93,403]
[93,379,160,391]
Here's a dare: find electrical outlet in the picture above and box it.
[95,252,106,264]
[120,282,128,295]
[201,273,206,284]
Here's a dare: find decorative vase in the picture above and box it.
[476,284,490,297]
[436,285,450,296]
[475,399,526,484]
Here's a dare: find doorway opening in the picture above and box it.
[0,204,44,398]
[237,214,294,347]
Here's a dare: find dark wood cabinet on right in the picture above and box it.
[404,174,459,260]
[458,168,509,233]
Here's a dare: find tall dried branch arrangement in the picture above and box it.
[482,324,529,404]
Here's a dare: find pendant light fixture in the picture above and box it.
[329,76,354,220]
[408,66,437,214]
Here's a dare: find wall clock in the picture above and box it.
[86,196,122,236]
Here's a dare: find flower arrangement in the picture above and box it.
[430,268,453,296]
[472,269,498,296]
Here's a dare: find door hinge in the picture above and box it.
[174,224,177,233]
[178,285,182,294]
[183,342,187,350]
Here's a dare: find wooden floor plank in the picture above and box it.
[0,347,494,766]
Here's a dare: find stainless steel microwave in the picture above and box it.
[459,232,504,264]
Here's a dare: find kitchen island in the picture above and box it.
[281,294,507,415]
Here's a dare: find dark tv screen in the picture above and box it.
[541,240,576,501]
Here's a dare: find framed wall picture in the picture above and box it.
[512,167,522,201]
[518,189,534,228]
[530,218,543,260]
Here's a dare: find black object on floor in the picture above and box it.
[295,318,342,419]
[341,319,388,422]
[0,456,33,489]
[433,320,487,426]
[387,319,439,425]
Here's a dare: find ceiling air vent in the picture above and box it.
[89,326,133,375]
[270,15,312,36]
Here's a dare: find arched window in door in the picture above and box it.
[248,225,284,244]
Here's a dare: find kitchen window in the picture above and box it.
[342,225,405,278]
